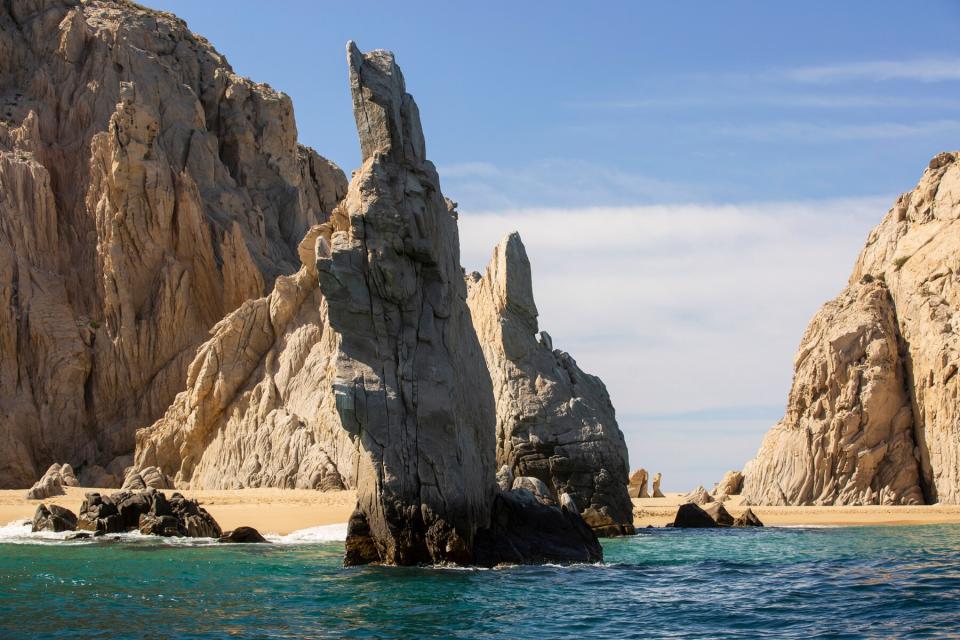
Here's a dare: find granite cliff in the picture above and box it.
[0,0,345,487]
[743,153,960,505]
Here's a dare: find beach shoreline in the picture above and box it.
[5,488,960,535]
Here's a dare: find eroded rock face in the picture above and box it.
[25,463,75,499]
[628,469,650,499]
[133,226,352,491]
[322,43,497,566]
[0,0,345,488]
[683,485,714,506]
[32,504,77,532]
[713,471,743,497]
[652,472,664,497]
[742,281,923,505]
[466,233,634,535]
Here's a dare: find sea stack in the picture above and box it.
[323,43,498,565]
[466,233,635,535]
[743,152,960,505]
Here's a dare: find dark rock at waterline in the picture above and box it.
[343,510,380,566]
[65,532,91,540]
[139,514,186,537]
[218,526,268,543]
[77,489,221,538]
[733,508,764,527]
[473,489,603,567]
[703,502,735,527]
[672,503,719,528]
[32,504,77,532]
[77,493,123,534]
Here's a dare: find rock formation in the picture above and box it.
[0,0,345,488]
[683,485,714,506]
[628,469,650,498]
[743,152,960,504]
[329,42,500,566]
[702,502,734,526]
[733,509,763,527]
[652,472,664,497]
[713,471,743,497]
[32,503,78,532]
[120,466,172,491]
[24,463,77,499]
[77,488,220,537]
[219,526,268,543]
[466,233,634,535]
[672,503,717,528]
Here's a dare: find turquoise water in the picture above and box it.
[2,524,960,638]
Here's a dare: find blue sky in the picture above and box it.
[152,1,960,490]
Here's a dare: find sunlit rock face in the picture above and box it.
[744,152,960,505]
[0,0,344,487]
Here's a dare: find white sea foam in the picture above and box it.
[267,522,348,544]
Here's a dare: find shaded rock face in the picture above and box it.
[672,503,717,528]
[473,489,603,567]
[321,43,497,566]
[733,509,763,527]
[628,469,649,499]
[0,0,346,488]
[714,471,743,497]
[742,282,923,506]
[32,504,77,532]
[702,502,734,527]
[134,226,352,491]
[466,233,634,535]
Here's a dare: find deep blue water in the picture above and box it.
[2,524,960,639]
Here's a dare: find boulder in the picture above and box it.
[121,467,172,491]
[683,485,714,505]
[31,504,78,532]
[652,472,664,498]
[25,465,66,500]
[59,464,79,487]
[672,503,719,528]
[702,502,734,527]
[511,476,556,505]
[219,527,269,543]
[77,493,122,534]
[473,489,603,566]
[138,514,185,537]
[713,471,743,497]
[628,468,650,498]
[496,465,514,491]
[733,508,764,527]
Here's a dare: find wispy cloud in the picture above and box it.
[566,95,960,111]
[786,58,960,83]
[457,195,894,487]
[715,119,960,142]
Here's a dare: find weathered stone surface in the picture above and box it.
[77,492,122,534]
[133,226,351,491]
[473,489,603,566]
[121,466,172,491]
[496,465,514,491]
[138,514,184,537]
[466,233,634,535]
[511,476,556,505]
[742,281,923,505]
[683,486,714,506]
[702,502,734,527]
[628,468,650,499]
[733,508,764,527]
[32,504,77,532]
[218,526,268,543]
[323,43,498,566]
[713,471,743,497]
[672,503,718,528]
[0,0,345,488]
[78,488,220,537]
[24,463,68,499]
[652,472,664,498]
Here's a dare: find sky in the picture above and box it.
[151,0,960,490]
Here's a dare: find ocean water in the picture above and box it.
[1,521,959,639]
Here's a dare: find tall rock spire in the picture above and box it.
[319,42,497,565]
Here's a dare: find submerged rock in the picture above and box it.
[32,504,78,532]
[672,503,718,528]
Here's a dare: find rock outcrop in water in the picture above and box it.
[743,152,960,505]
[466,233,634,536]
[0,0,345,488]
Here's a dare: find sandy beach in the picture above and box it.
[0,487,357,535]
[6,487,960,535]
[634,493,960,527]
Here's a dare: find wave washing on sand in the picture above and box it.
[0,519,349,546]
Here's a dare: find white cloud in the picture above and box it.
[457,196,892,489]
[786,58,960,83]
